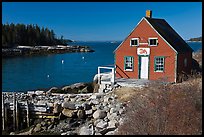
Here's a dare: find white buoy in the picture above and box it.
[62,60,64,64]
[82,57,85,60]
[47,75,49,78]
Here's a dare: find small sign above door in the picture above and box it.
[137,48,150,55]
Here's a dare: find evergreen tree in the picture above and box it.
[2,23,71,48]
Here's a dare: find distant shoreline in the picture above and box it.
[2,45,94,58]
[186,41,202,43]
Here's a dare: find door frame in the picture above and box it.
[138,55,150,79]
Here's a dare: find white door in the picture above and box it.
[140,56,149,79]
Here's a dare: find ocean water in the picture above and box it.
[2,41,202,92]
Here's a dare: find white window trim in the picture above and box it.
[130,38,139,46]
[148,37,158,46]
[124,56,134,71]
[154,56,165,72]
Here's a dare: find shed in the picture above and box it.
[114,10,193,83]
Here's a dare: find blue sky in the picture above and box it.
[2,2,202,41]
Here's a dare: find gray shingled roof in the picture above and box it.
[145,17,193,53]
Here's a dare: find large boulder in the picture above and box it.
[62,108,76,118]
[47,87,58,93]
[62,86,71,91]
[93,110,107,119]
[70,83,86,89]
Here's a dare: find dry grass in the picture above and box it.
[113,87,141,102]
[115,77,202,135]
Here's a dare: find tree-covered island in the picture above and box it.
[187,36,202,42]
[2,23,94,57]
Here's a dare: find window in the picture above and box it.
[154,56,165,72]
[124,56,134,71]
[130,38,139,46]
[184,58,187,67]
[148,38,158,46]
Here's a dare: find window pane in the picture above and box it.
[149,39,157,46]
[125,56,133,70]
[131,39,138,46]
[155,57,164,71]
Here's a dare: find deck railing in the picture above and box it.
[97,65,115,85]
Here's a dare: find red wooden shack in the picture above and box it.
[114,10,193,83]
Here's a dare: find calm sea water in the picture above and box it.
[2,41,202,92]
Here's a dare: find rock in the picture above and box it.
[61,132,67,135]
[62,102,76,110]
[104,96,113,103]
[108,119,118,129]
[35,90,45,95]
[64,97,70,102]
[90,99,99,105]
[90,93,103,100]
[47,87,58,93]
[109,108,116,114]
[62,131,77,135]
[70,98,76,102]
[93,110,107,119]
[9,132,15,135]
[33,123,42,132]
[77,109,86,119]
[118,108,124,115]
[79,125,94,135]
[62,108,76,118]
[91,106,97,111]
[79,86,88,93]
[82,102,91,110]
[53,102,62,114]
[105,131,115,135]
[47,102,54,107]
[107,112,117,121]
[96,120,108,129]
[36,100,47,106]
[62,86,71,91]
[85,109,93,115]
[70,82,86,89]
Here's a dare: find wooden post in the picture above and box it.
[13,92,16,131]
[16,99,19,131]
[2,93,5,131]
[5,103,8,131]
[98,67,100,84]
[26,100,30,127]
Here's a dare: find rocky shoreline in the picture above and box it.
[2,45,94,58]
[2,82,125,135]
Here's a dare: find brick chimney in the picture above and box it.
[146,10,152,18]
